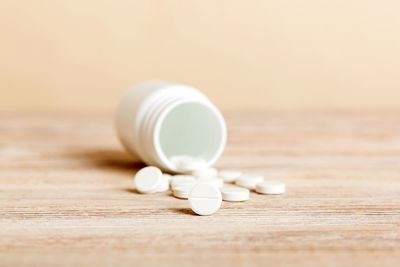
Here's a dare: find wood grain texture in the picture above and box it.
[0,111,400,266]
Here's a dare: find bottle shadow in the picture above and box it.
[63,148,146,176]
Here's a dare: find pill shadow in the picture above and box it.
[123,188,142,195]
[171,208,197,216]
[123,189,180,197]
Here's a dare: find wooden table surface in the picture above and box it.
[1,111,400,266]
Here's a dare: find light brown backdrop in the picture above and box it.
[1,0,400,111]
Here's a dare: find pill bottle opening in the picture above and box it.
[154,101,226,172]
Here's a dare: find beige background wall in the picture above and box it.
[1,0,400,111]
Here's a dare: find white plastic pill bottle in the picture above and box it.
[115,80,227,173]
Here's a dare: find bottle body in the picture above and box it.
[115,81,227,173]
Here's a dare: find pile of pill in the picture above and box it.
[134,156,285,216]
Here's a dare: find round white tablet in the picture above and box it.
[134,166,163,193]
[181,158,207,171]
[171,155,207,171]
[162,173,172,183]
[172,183,196,199]
[256,181,285,194]
[221,186,250,202]
[192,168,218,178]
[171,175,196,189]
[169,155,192,166]
[235,174,264,190]
[155,174,170,192]
[219,170,242,182]
[197,177,224,188]
[188,183,222,216]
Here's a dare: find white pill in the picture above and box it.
[134,166,162,193]
[188,183,222,216]
[197,177,224,188]
[172,183,196,199]
[171,175,196,188]
[170,155,192,165]
[219,170,242,182]
[180,159,207,171]
[221,186,250,202]
[162,173,172,183]
[170,155,207,171]
[192,168,218,178]
[256,181,285,194]
[155,174,170,192]
[235,173,264,190]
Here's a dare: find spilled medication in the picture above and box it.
[132,165,286,216]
